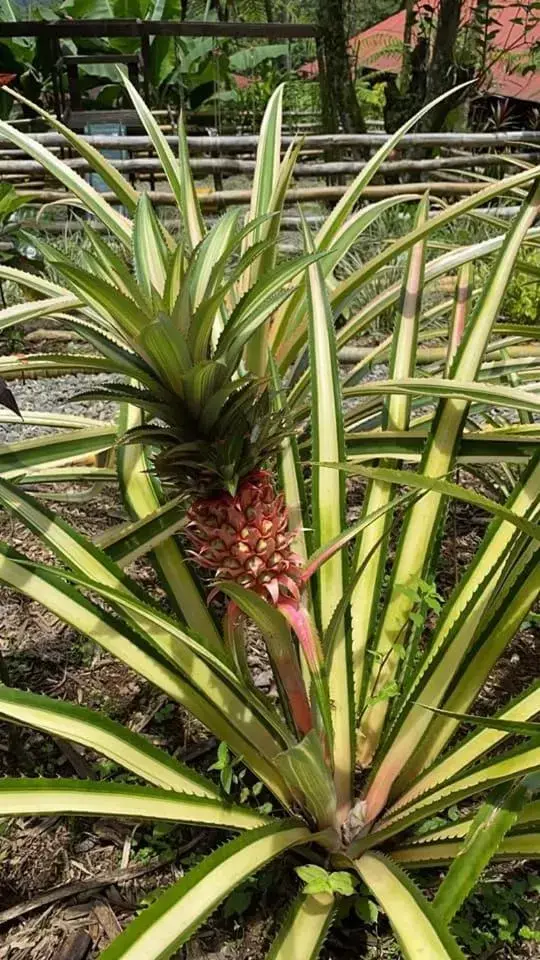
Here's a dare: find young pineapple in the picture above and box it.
[186,471,304,605]
[51,196,314,610]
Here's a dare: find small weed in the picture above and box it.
[452,873,540,955]
[209,742,273,815]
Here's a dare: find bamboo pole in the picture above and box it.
[338,344,540,364]
[1,131,539,154]
[6,216,326,234]
[5,332,537,364]
[16,182,506,208]
[1,152,537,178]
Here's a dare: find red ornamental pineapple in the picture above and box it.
[187,472,327,746]
[185,471,305,606]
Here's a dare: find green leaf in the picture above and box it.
[331,169,540,321]
[391,833,540,868]
[82,227,149,307]
[99,821,310,960]
[136,316,192,394]
[302,215,351,820]
[266,893,336,960]
[0,778,270,830]
[371,458,540,805]
[433,777,535,923]
[296,864,333,895]
[355,852,466,960]
[0,117,132,245]
[354,896,379,924]
[329,871,357,896]
[274,730,338,832]
[216,252,327,368]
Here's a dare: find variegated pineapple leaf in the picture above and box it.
[352,739,540,856]
[390,832,540,868]
[389,683,540,820]
[98,822,310,960]
[343,378,540,414]
[0,353,139,382]
[346,431,540,465]
[0,778,268,830]
[274,730,338,832]
[420,705,540,737]
[133,193,169,299]
[433,776,536,922]
[358,182,540,778]
[116,403,221,644]
[121,72,184,222]
[0,117,132,245]
[95,498,187,567]
[0,686,215,796]
[354,852,466,960]
[266,893,336,960]
[215,582,311,741]
[302,215,351,820]
[0,543,291,806]
[337,464,540,540]
[0,427,116,479]
[4,86,138,212]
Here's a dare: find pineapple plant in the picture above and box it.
[0,77,539,960]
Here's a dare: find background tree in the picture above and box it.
[386,0,540,132]
[316,0,366,132]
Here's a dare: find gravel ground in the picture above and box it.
[1,373,117,443]
[2,357,391,446]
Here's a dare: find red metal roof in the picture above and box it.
[301,1,540,103]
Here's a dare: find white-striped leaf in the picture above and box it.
[266,893,336,960]
[355,852,466,960]
[99,822,310,960]
[0,778,268,829]
[0,685,216,796]
[302,217,351,820]
[0,119,132,245]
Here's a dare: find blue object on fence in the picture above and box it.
[85,122,128,210]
